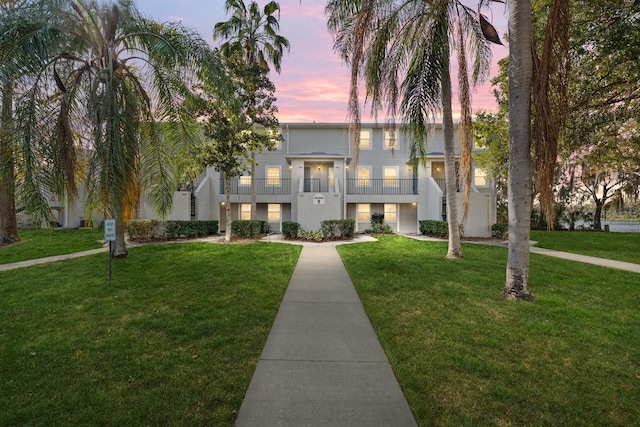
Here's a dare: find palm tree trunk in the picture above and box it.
[504,0,534,301]
[442,60,463,259]
[0,82,20,244]
[225,174,232,242]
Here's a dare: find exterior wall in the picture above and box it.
[457,192,495,238]
[297,193,343,230]
[134,122,496,237]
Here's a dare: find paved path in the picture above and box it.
[234,245,418,427]
[529,246,640,273]
[0,247,108,272]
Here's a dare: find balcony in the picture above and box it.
[347,179,418,195]
[221,178,291,195]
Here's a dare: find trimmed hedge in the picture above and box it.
[231,220,262,238]
[127,220,218,242]
[491,222,508,239]
[321,219,355,239]
[419,220,448,238]
[282,221,300,238]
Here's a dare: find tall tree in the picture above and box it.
[214,0,290,220]
[18,0,220,257]
[326,0,500,258]
[0,0,68,243]
[198,54,280,242]
[503,0,535,300]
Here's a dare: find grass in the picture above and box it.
[0,228,105,264]
[531,230,640,264]
[338,235,640,426]
[0,241,301,426]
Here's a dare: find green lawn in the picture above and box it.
[0,228,105,264]
[338,235,640,426]
[531,230,640,264]
[0,242,301,426]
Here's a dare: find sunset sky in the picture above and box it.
[135,0,510,123]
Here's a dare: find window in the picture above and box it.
[384,204,397,222]
[474,167,488,187]
[357,204,370,222]
[384,129,398,149]
[383,166,399,186]
[266,166,281,186]
[268,204,281,222]
[239,175,251,186]
[240,203,251,220]
[357,166,371,186]
[359,130,371,150]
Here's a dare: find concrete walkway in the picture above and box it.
[234,245,418,427]
[0,247,108,272]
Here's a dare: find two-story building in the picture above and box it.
[161,122,497,237]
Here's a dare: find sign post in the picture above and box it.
[104,219,116,280]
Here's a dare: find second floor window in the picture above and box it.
[239,175,251,186]
[357,167,371,186]
[383,166,399,186]
[266,166,281,186]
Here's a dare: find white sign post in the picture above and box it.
[104,219,116,280]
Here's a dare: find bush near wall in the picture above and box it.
[321,219,355,239]
[491,222,508,239]
[419,220,448,238]
[231,220,263,238]
[127,220,218,242]
[282,221,300,238]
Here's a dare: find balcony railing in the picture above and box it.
[221,178,291,195]
[347,179,418,195]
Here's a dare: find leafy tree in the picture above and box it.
[473,111,509,222]
[0,0,69,243]
[17,0,221,257]
[214,0,290,219]
[198,54,280,242]
[326,0,500,259]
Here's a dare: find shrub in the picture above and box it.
[165,220,219,239]
[419,220,448,238]
[231,220,262,238]
[259,221,271,235]
[126,220,218,242]
[297,228,323,242]
[367,213,393,234]
[282,221,300,239]
[491,222,508,239]
[126,220,157,242]
[321,219,355,239]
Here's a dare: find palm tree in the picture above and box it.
[503,0,534,300]
[214,0,289,219]
[18,0,220,257]
[0,0,69,244]
[327,0,500,258]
